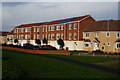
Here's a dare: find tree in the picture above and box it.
[42,37,48,45]
[57,38,64,50]
[14,39,19,45]
[35,39,41,46]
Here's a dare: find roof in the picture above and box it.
[15,15,91,28]
[15,22,46,28]
[56,17,75,24]
[83,20,120,32]
[0,31,9,36]
[8,30,14,35]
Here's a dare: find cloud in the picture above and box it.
[2,2,118,31]
[2,0,120,2]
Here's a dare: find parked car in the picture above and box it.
[40,45,57,50]
[23,43,40,50]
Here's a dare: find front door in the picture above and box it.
[93,43,99,51]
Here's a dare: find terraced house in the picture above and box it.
[13,15,95,50]
[83,20,120,53]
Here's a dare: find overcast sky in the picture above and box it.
[1,1,119,32]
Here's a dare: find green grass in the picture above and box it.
[2,49,119,79]
[45,54,120,63]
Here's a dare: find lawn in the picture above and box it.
[2,49,119,79]
[46,54,120,63]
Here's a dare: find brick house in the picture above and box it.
[0,31,9,44]
[13,15,95,50]
[83,20,120,53]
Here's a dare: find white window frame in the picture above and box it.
[61,33,64,39]
[117,32,120,38]
[69,24,72,30]
[61,25,64,30]
[86,33,89,38]
[96,32,99,37]
[37,34,39,39]
[34,28,36,32]
[25,35,27,39]
[74,23,77,29]
[48,26,51,31]
[21,35,24,39]
[106,32,110,37]
[116,42,120,48]
[56,25,60,30]
[34,34,37,39]
[51,34,55,40]
[48,34,51,40]
[21,28,24,33]
[42,27,44,32]
[51,26,54,31]
[73,33,77,40]
[37,28,39,32]
[106,42,110,46]
[69,33,72,40]
[27,35,30,39]
[84,42,90,48]
[56,33,60,40]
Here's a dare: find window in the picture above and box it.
[69,24,72,30]
[86,33,89,37]
[56,33,60,39]
[42,35,44,39]
[61,25,64,30]
[51,34,55,40]
[96,32,99,37]
[73,33,77,40]
[51,26,55,31]
[34,34,37,39]
[42,27,44,32]
[37,28,39,32]
[34,28,36,32]
[56,25,60,30]
[19,35,21,39]
[27,35,30,39]
[69,33,72,40]
[48,26,51,31]
[61,33,64,39]
[25,35,27,39]
[106,32,110,37]
[27,28,30,32]
[74,23,77,29]
[48,34,51,40]
[21,28,24,33]
[21,35,25,39]
[116,42,120,48]
[106,42,110,46]
[37,34,39,39]
[84,42,90,47]
[117,32,120,38]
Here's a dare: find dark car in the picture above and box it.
[23,43,40,50]
[40,45,57,50]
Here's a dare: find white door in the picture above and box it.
[93,43,99,51]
